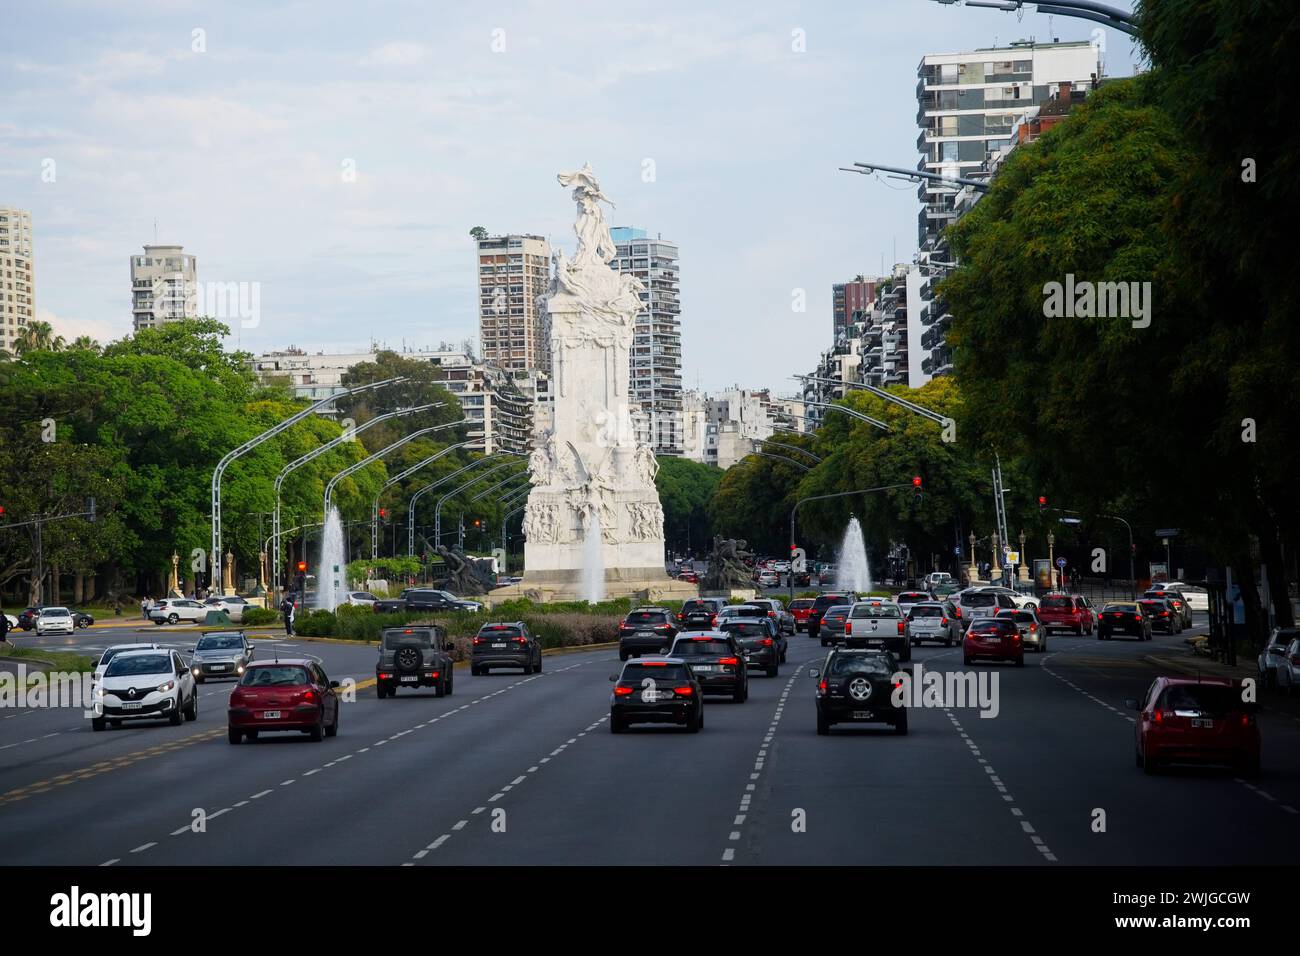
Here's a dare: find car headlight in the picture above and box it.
[157,680,175,693]
[94,686,105,699]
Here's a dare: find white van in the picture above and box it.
[926,572,954,590]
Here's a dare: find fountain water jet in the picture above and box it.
[835,515,872,594]
[317,507,346,612]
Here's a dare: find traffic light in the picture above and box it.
[0,505,5,517]
[473,519,482,529]
[296,560,307,573]
[1038,495,1048,514]
[379,507,389,523]
[912,475,923,504]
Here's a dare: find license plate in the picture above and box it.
[400,675,419,683]
[260,711,281,719]
[211,664,228,670]
[1191,718,1213,728]
[636,631,654,638]
[852,710,873,719]
[693,665,716,672]
[121,702,142,710]
[491,643,507,648]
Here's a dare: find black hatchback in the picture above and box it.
[810,649,907,736]
[677,598,725,632]
[1098,603,1152,641]
[471,621,542,674]
[610,658,703,733]
[719,617,783,677]
[618,608,679,660]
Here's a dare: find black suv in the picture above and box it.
[810,648,907,736]
[719,616,784,677]
[677,597,726,632]
[375,626,456,698]
[372,589,482,615]
[806,592,856,642]
[609,658,703,733]
[471,621,542,675]
[667,633,748,702]
[618,607,679,660]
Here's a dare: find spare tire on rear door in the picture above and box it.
[394,643,423,675]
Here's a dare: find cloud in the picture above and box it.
[38,308,129,346]
[359,42,428,67]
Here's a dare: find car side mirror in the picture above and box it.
[186,645,195,652]
[247,644,256,652]
[1123,698,1139,711]
[808,667,820,678]
[329,680,340,689]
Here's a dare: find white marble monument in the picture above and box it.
[502,164,696,603]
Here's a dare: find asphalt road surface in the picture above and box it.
[3,615,1298,866]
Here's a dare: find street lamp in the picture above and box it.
[1047,530,1057,589]
[929,0,1139,38]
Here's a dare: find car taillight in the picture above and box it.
[1159,611,1168,617]
[719,657,739,666]
[768,611,776,618]
[1029,624,1037,631]
[614,686,633,696]
[761,638,773,646]
[897,621,904,635]
[940,617,948,625]
[379,672,392,679]
[954,607,962,617]
[710,615,717,626]
[844,621,852,634]
[1154,710,1171,723]
[1011,634,1021,643]
[302,689,316,702]
[1241,712,1255,728]
[817,680,827,695]
[674,686,694,696]
[472,637,481,645]
[654,624,669,630]
[515,637,528,644]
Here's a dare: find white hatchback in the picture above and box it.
[91,648,198,731]
[35,606,75,636]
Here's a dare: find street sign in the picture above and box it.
[1006,551,1020,564]
[1056,557,1067,569]
[1154,528,1181,537]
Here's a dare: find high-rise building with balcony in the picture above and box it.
[476,233,552,374]
[832,277,876,338]
[131,244,198,331]
[609,226,683,456]
[914,40,1101,380]
[0,207,35,355]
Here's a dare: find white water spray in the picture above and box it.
[317,506,346,612]
[581,509,606,604]
[835,515,873,593]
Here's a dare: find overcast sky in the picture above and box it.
[1,0,1139,393]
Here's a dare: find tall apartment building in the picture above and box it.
[0,207,35,355]
[130,244,198,331]
[832,277,876,337]
[609,227,683,456]
[914,39,1101,380]
[476,234,552,374]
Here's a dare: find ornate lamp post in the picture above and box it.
[967,532,977,584]
[1018,530,1029,584]
[169,551,180,597]
[990,532,1001,584]
[1047,531,1057,589]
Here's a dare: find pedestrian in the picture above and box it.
[0,605,9,645]
[141,595,151,620]
[281,595,296,636]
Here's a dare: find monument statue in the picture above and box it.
[502,164,696,601]
[702,537,756,591]
[434,545,496,596]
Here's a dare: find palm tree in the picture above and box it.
[69,335,101,353]
[12,321,63,356]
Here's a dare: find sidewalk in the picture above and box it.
[1141,634,1300,723]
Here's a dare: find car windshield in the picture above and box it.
[1274,629,1300,644]
[851,604,899,618]
[240,665,309,687]
[196,635,243,650]
[910,606,943,618]
[971,620,1015,633]
[42,607,70,616]
[720,622,769,638]
[815,595,852,610]
[670,639,731,657]
[626,611,667,624]
[681,601,713,614]
[479,626,523,639]
[105,654,171,676]
[963,594,996,608]
[790,600,814,610]
[1103,604,1138,613]
[828,655,893,677]
[823,606,850,619]
[383,629,434,649]
[99,647,145,666]
[1158,684,1242,714]
[621,663,689,682]
[1041,596,1073,609]
[998,611,1035,622]
[898,593,929,602]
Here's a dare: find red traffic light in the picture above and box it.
[912,476,922,488]
[379,507,387,518]
[1038,496,1047,505]
[296,561,307,573]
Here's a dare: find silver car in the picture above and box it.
[895,591,934,617]
[996,607,1047,652]
[149,598,208,625]
[955,589,1017,632]
[187,631,255,682]
[1258,627,1298,689]
[1274,636,1300,696]
[907,601,959,647]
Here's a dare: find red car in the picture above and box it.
[228,658,340,744]
[677,569,699,584]
[1036,593,1095,635]
[963,618,1024,667]
[1129,677,1259,776]
[789,598,815,632]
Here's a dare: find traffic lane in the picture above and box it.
[423,637,824,866]
[92,649,619,866]
[0,642,377,799]
[752,642,1047,865]
[964,632,1300,864]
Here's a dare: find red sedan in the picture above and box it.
[789,598,815,632]
[963,618,1024,667]
[677,569,699,584]
[1129,677,1259,776]
[228,659,340,744]
[1036,593,1095,635]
